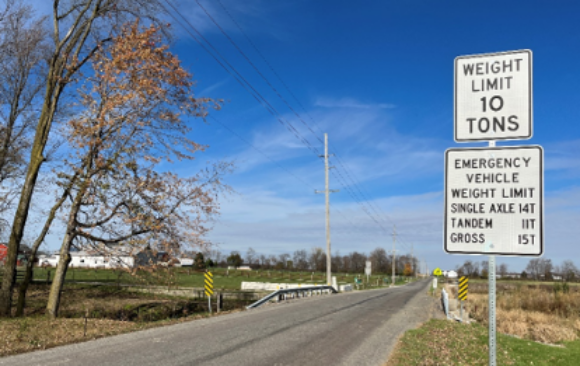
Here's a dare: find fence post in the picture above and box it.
[217,292,221,313]
[441,288,449,319]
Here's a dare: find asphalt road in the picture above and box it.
[1,279,433,366]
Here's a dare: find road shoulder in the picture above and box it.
[339,280,434,366]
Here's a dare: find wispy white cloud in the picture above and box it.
[198,78,230,96]
[314,97,396,110]
[168,0,284,40]
[544,139,580,175]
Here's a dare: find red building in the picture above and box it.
[0,244,31,266]
[0,244,7,264]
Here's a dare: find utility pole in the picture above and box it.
[391,225,396,287]
[315,133,338,286]
[411,243,414,278]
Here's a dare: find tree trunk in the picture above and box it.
[0,77,62,316]
[0,154,44,316]
[46,250,72,319]
[16,190,68,317]
[15,258,35,317]
[46,172,90,319]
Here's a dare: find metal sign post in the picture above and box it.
[489,255,496,365]
[450,49,541,366]
[487,140,496,366]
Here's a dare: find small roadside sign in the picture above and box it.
[455,49,532,142]
[204,271,214,297]
[365,260,372,276]
[458,276,468,300]
[444,145,543,256]
[204,270,214,314]
[433,268,442,276]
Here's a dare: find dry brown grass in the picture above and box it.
[0,284,246,356]
[462,284,580,343]
[0,317,139,356]
[0,308,242,356]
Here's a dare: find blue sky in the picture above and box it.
[32,0,580,273]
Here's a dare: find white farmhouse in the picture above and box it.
[68,251,135,269]
[39,247,136,269]
[178,258,194,267]
[445,270,458,279]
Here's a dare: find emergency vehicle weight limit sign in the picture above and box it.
[455,50,532,142]
[444,145,543,256]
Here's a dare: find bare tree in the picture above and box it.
[292,249,308,271]
[278,253,290,269]
[561,260,578,282]
[499,263,508,278]
[349,251,366,273]
[245,247,256,267]
[259,254,267,269]
[208,249,223,267]
[309,247,325,272]
[267,254,277,269]
[341,254,351,273]
[331,250,342,273]
[43,22,229,318]
[458,260,479,278]
[1,0,169,317]
[369,247,389,274]
[525,258,552,280]
[526,258,542,280]
[0,1,48,235]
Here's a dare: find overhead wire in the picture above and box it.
[208,116,377,238]
[162,0,417,253]
[202,0,419,250]
[190,0,402,242]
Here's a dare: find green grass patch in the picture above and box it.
[32,267,411,290]
[386,319,580,366]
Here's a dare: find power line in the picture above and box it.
[208,116,371,237]
[163,0,391,236]
[196,0,323,145]
[196,0,415,245]
[162,0,419,252]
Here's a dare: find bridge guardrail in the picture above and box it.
[246,285,337,309]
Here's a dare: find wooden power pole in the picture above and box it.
[315,133,338,286]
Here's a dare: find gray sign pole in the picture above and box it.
[488,140,496,366]
[489,255,496,365]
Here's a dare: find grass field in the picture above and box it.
[30,267,410,290]
[386,318,580,366]
[386,278,580,365]
[446,281,580,343]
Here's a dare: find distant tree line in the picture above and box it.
[191,247,419,276]
[455,258,579,282]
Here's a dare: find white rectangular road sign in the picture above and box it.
[455,50,532,142]
[444,146,543,256]
[365,260,371,276]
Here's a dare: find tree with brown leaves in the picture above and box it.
[0,0,168,317]
[39,21,230,318]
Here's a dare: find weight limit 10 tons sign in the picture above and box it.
[455,50,532,142]
[444,146,543,256]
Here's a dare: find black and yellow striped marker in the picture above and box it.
[458,276,468,300]
[204,271,214,297]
